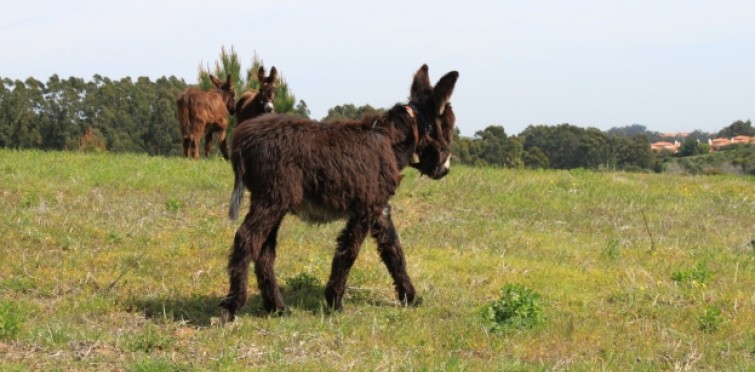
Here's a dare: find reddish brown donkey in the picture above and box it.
[235,66,278,123]
[219,64,458,320]
[176,74,236,159]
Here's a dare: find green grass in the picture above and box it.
[1,149,754,370]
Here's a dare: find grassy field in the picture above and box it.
[1,149,753,371]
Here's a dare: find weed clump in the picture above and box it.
[671,262,713,285]
[697,305,725,333]
[482,283,543,333]
[286,272,321,291]
[164,198,183,213]
[125,323,174,352]
[0,301,24,340]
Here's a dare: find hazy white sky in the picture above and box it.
[2,0,754,136]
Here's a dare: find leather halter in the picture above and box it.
[371,104,427,164]
[404,105,420,146]
[404,105,424,164]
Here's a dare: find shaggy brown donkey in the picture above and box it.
[176,74,235,159]
[235,66,278,123]
[220,64,458,320]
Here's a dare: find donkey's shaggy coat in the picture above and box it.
[220,65,458,319]
[176,74,236,159]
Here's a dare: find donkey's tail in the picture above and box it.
[176,94,190,135]
[228,150,245,221]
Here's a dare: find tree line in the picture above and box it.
[0,74,187,155]
[1,46,752,172]
[0,47,308,156]
[453,124,654,171]
[1,74,750,172]
[453,120,753,172]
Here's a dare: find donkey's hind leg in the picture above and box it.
[191,137,201,159]
[220,204,285,320]
[254,219,286,314]
[182,138,191,158]
[204,129,214,158]
[217,129,229,160]
[325,215,371,310]
[371,206,416,306]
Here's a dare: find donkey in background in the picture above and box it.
[235,66,278,123]
[176,74,236,160]
[220,64,458,320]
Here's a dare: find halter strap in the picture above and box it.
[371,105,427,164]
[404,105,426,164]
[407,104,432,138]
[404,105,420,146]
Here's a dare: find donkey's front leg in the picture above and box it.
[371,205,416,306]
[325,215,371,310]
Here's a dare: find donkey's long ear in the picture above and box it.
[225,73,233,87]
[269,66,278,84]
[433,71,459,115]
[257,66,266,84]
[411,64,432,101]
[209,74,222,87]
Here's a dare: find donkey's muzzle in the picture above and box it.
[429,167,449,180]
[432,154,451,179]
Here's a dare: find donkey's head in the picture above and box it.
[407,64,459,180]
[210,74,237,115]
[257,66,278,113]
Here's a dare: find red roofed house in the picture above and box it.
[650,141,680,153]
[708,136,753,151]
[731,135,753,144]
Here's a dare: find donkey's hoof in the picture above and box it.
[324,288,344,311]
[399,293,422,307]
[409,295,424,307]
[325,296,343,312]
[218,297,239,322]
[219,307,235,323]
[266,306,290,317]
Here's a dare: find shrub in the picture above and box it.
[482,284,543,332]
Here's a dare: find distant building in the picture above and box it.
[650,141,680,153]
[732,135,754,144]
[708,136,754,151]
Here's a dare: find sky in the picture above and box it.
[2,0,754,137]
